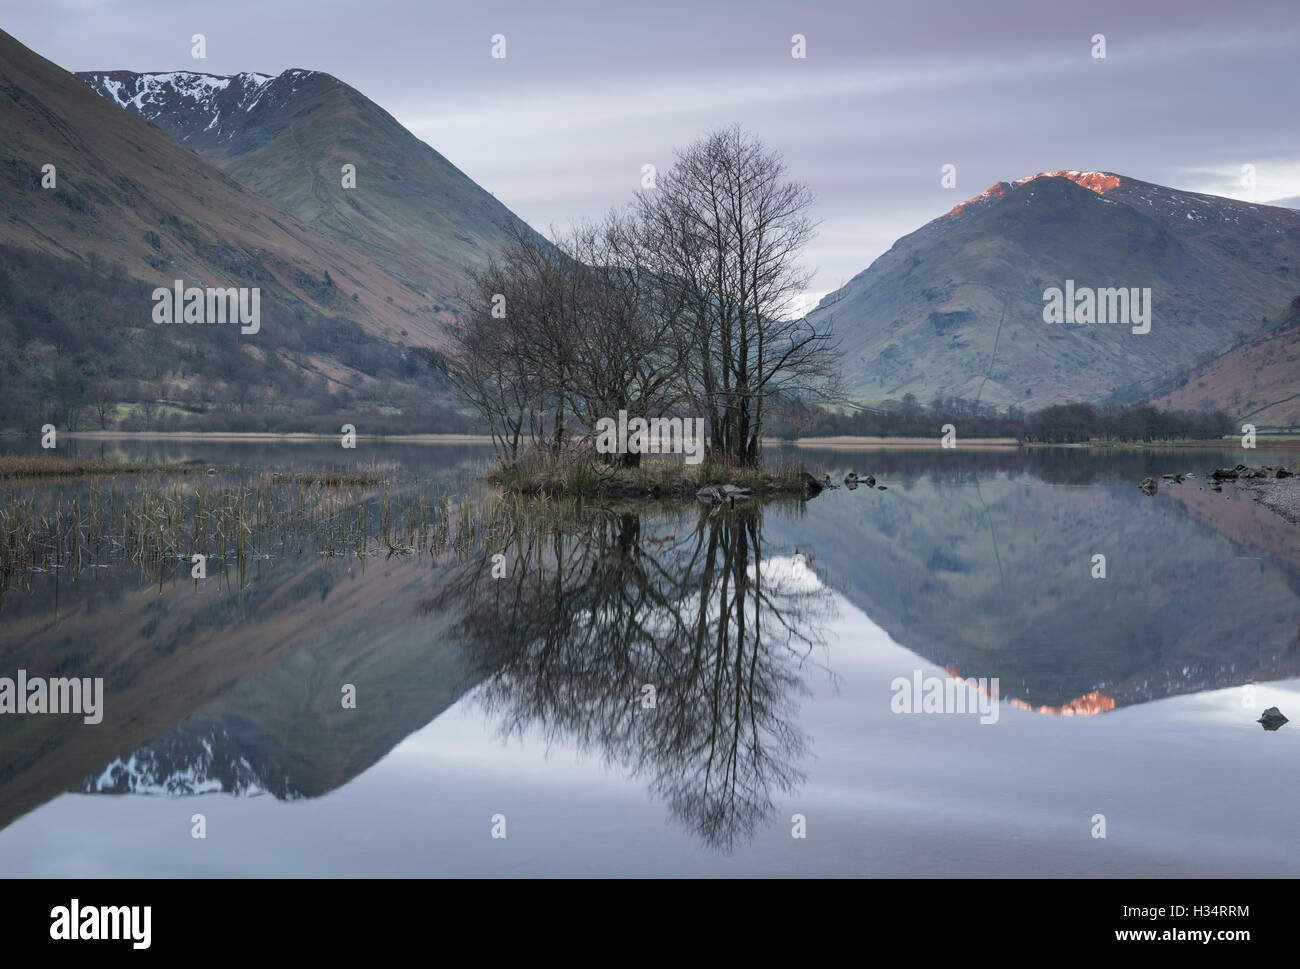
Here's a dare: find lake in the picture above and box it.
[2,439,1299,876]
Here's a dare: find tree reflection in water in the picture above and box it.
[421,503,838,852]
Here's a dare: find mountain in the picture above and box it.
[0,29,469,430]
[1269,196,1300,210]
[0,30,428,331]
[812,171,1300,410]
[1149,294,1300,428]
[0,540,477,831]
[77,67,528,344]
[768,450,1300,711]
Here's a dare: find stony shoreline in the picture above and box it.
[1137,461,1300,527]
[1237,475,1300,526]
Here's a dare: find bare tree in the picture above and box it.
[90,382,115,430]
[438,217,688,465]
[438,126,840,469]
[636,125,841,464]
[434,223,560,460]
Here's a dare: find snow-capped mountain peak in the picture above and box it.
[77,68,315,144]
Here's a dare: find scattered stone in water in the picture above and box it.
[1258,706,1289,731]
[800,471,824,496]
[1215,464,1295,481]
[696,483,755,505]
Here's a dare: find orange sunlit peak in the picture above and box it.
[943,667,1116,716]
[944,181,1010,218]
[947,171,1122,219]
[1016,170,1122,194]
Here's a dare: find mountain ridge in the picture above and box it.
[0,28,465,429]
[811,170,1300,410]
[78,64,531,343]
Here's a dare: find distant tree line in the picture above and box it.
[1017,402,1233,443]
[764,396,1234,443]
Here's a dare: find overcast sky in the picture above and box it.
[11,0,1300,308]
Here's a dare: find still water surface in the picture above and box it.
[1,440,1298,875]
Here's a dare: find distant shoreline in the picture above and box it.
[59,431,497,443]
[13,431,1300,449]
[1074,438,1300,449]
[779,436,1019,448]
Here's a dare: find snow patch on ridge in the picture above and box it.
[80,725,300,800]
[81,70,280,136]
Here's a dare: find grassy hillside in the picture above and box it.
[0,30,428,335]
[1149,295,1300,428]
[0,30,473,431]
[0,244,463,432]
[79,67,532,347]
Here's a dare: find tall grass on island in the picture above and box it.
[486,450,821,499]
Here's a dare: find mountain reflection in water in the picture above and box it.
[2,443,1300,872]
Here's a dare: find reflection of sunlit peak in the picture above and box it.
[1009,690,1117,716]
[944,667,1115,715]
[752,555,823,592]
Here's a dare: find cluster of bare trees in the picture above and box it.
[435,126,841,468]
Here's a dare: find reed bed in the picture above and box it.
[0,456,205,480]
[0,455,385,485]
[0,469,599,593]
